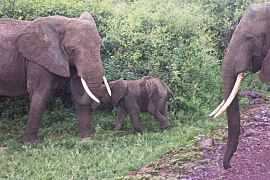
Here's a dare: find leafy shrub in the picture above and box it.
[0,0,268,119]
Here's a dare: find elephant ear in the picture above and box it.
[79,12,97,27]
[110,80,128,106]
[260,47,270,82]
[16,16,70,77]
[79,12,100,37]
[259,5,270,82]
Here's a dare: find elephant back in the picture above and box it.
[0,18,29,34]
[0,19,29,53]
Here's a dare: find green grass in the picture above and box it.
[0,107,226,179]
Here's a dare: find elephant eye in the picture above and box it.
[66,47,76,55]
[69,48,76,54]
[245,35,254,42]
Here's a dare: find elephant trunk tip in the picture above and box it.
[223,161,232,170]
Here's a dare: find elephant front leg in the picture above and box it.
[125,101,147,133]
[114,106,128,131]
[23,63,53,144]
[74,103,95,138]
[23,93,50,143]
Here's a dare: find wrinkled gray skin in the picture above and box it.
[0,12,105,143]
[84,76,177,132]
[221,3,270,169]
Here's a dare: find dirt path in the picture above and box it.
[182,103,270,179]
[130,96,270,179]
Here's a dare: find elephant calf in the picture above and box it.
[95,76,177,132]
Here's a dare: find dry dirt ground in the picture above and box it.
[130,93,270,179]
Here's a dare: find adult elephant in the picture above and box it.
[210,3,270,169]
[0,12,111,143]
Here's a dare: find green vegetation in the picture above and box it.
[0,0,269,178]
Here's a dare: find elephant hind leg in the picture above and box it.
[130,113,147,133]
[154,111,170,130]
[149,96,170,130]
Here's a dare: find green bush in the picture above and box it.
[0,0,268,118]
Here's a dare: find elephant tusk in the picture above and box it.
[213,73,244,119]
[209,100,225,117]
[103,76,111,96]
[80,78,100,103]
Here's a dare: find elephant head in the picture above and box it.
[210,3,270,169]
[16,12,110,103]
[99,80,128,107]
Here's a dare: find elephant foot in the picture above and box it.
[223,161,232,170]
[81,136,96,142]
[79,128,96,139]
[134,127,148,133]
[160,124,170,130]
[114,125,124,132]
[160,121,170,130]
[22,133,40,144]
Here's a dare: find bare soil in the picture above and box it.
[130,94,270,179]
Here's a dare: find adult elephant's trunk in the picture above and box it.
[220,70,241,170]
[74,57,103,104]
[71,64,111,106]
[209,29,247,169]
[81,75,103,103]
[210,64,243,169]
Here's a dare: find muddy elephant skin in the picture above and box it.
[211,3,270,169]
[0,12,106,143]
[86,76,177,132]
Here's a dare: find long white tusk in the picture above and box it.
[214,73,244,119]
[80,78,100,103]
[209,100,225,117]
[103,76,111,96]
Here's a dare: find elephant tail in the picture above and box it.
[164,83,178,111]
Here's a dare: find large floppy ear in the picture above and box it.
[110,80,128,106]
[259,5,270,82]
[16,16,70,77]
[260,33,270,83]
[260,41,270,82]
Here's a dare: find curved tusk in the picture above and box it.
[103,76,111,96]
[81,78,100,103]
[214,73,244,119]
[209,100,225,117]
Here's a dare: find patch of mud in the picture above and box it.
[181,103,270,180]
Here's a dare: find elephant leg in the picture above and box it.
[156,113,169,130]
[73,103,95,138]
[149,96,170,130]
[124,99,147,133]
[114,106,128,131]
[129,112,147,133]
[158,101,170,130]
[23,62,53,143]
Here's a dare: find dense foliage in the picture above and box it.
[0,0,268,115]
[0,0,269,178]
